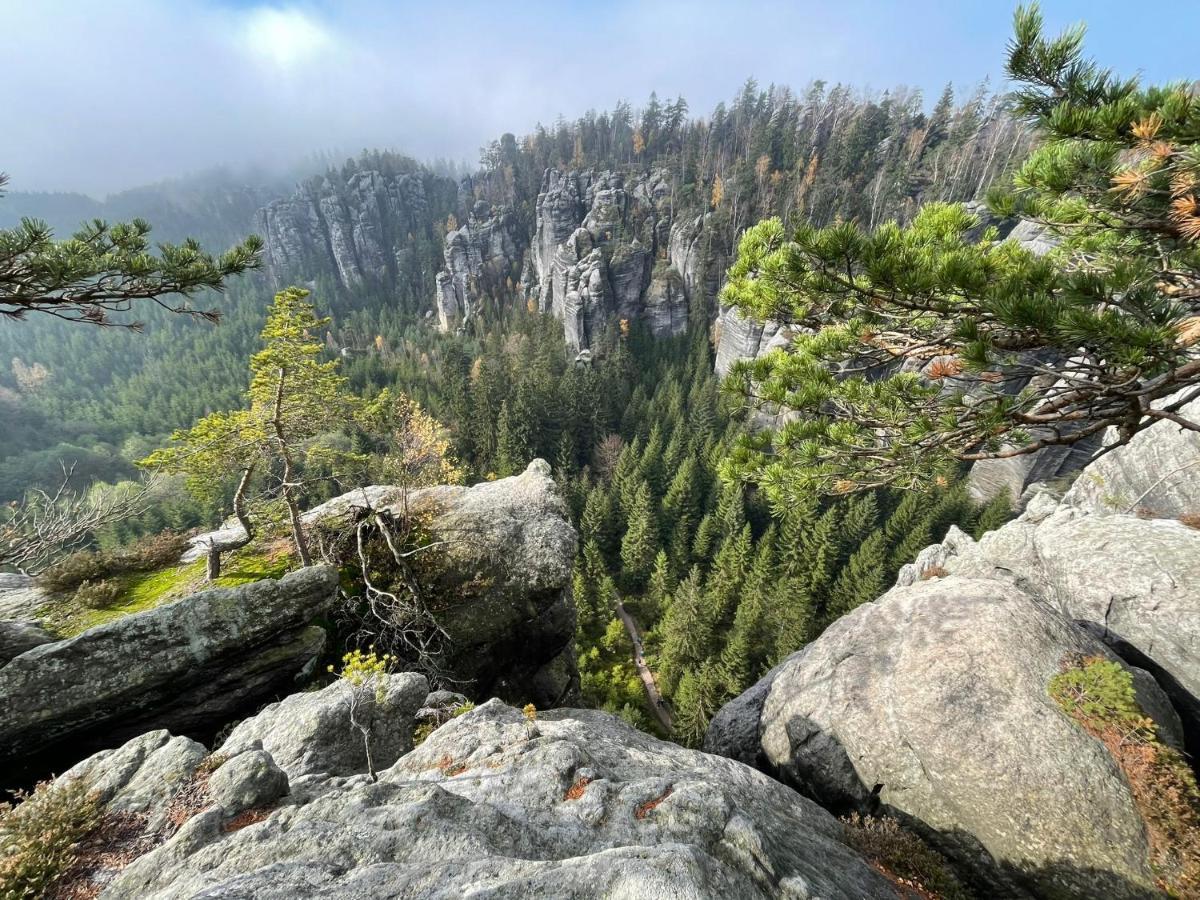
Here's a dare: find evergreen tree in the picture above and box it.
[619,479,658,591]
[826,529,889,622]
[657,567,709,695]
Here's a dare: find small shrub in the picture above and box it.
[1050,656,1200,895]
[40,551,118,593]
[72,579,125,610]
[123,530,190,570]
[1179,513,1200,531]
[522,703,537,721]
[841,813,971,900]
[0,777,101,900]
[920,565,949,580]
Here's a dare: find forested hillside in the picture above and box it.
[0,78,1027,503]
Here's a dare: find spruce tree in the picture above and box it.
[619,479,658,591]
[657,567,710,695]
[826,529,889,622]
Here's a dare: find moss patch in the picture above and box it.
[47,542,297,637]
[1050,655,1200,896]
[48,560,206,636]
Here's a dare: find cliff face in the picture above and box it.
[431,168,729,350]
[256,166,457,304]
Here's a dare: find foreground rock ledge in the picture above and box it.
[92,699,893,899]
[706,574,1184,899]
[299,459,580,707]
[0,566,338,774]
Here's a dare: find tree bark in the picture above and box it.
[272,366,312,566]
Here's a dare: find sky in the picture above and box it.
[4,0,1198,197]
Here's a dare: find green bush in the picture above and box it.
[39,551,118,593]
[0,777,101,900]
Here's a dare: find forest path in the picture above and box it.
[614,598,673,733]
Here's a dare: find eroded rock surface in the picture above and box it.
[708,576,1176,898]
[300,460,579,706]
[0,566,338,775]
[218,672,429,779]
[98,700,893,900]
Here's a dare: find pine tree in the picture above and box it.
[690,513,720,571]
[580,484,617,559]
[699,524,752,638]
[721,7,1200,501]
[0,177,262,326]
[644,549,675,621]
[973,489,1013,538]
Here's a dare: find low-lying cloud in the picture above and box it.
[3,0,1185,197]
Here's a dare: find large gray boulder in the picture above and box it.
[61,729,208,832]
[0,566,338,777]
[706,576,1180,898]
[0,618,54,666]
[904,494,1200,744]
[219,671,429,779]
[104,700,895,899]
[301,460,579,707]
[1062,394,1200,518]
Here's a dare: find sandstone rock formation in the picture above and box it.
[300,460,579,707]
[82,699,894,899]
[901,490,1200,747]
[218,671,429,779]
[432,168,712,349]
[0,566,338,778]
[706,573,1181,898]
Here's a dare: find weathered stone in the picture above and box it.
[709,576,1180,898]
[208,750,289,815]
[105,700,894,900]
[300,460,579,707]
[937,503,1200,742]
[1062,394,1200,518]
[219,672,429,779]
[0,567,338,777]
[0,618,55,666]
[62,729,208,831]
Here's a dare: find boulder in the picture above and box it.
[61,729,208,831]
[208,750,289,815]
[301,460,579,707]
[219,672,429,779]
[707,576,1181,898]
[1062,394,1200,518]
[0,566,338,778]
[105,700,895,899]
[928,500,1200,745]
[0,618,54,666]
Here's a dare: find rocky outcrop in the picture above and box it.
[0,566,338,777]
[433,168,703,348]
[0,618,54,666]
[88,699,893,899]
[258,166,456,296]
[434,202,525,332]
[218,672,429,779]
[706,573,1181,898]
[906,491,1200,745]
[301,460,579,707]
[1062,393,1200,517]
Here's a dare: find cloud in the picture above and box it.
[3,0,1187,197]
[236,7,339,71]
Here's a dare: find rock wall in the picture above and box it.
[257,167,456,297]
[0,567,339,780]
[432,168,721,348]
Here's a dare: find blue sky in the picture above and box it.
[4,0,1198,195]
